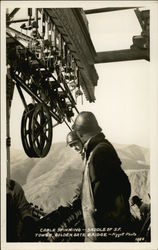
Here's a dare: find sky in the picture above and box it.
[8,3,151,150]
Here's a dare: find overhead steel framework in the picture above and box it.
[84,7,150,63]
[6,6,150,178]
[6,8,99,179]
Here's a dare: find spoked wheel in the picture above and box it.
[21,103,37,157]
[29,103,53,157]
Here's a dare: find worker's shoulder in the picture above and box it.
[88,141,116,163]
[93,140,116,154]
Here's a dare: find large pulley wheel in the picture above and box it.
[29,103,53,157]
[21,103,37,157]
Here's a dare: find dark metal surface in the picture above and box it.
[84,7,137,15]
[95,49,149,64]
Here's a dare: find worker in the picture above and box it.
[72,111,134,241]
[131,195,150,241]
[66,130,84,158]
[66,130,85,198]
[131,195,150,222]
[7,178,36,242]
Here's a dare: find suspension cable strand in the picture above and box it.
[15,82,29,111]
[64,119,72,130]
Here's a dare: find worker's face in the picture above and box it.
[70,141,83,154]
[76,131,86,144]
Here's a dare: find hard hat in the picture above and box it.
[72,111,101,134]
[66,131,79,146]
[131,195,142,206]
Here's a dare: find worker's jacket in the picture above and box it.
[140,202,150,222]
[81,133,131,241]
[7,179,35,242]
[81,145,98,241]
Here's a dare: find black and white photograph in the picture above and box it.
[1,1,158,250]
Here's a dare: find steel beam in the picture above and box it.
[95,49,149,64]
[7,8,20,21]
[7,18,41,25]
[84,7,137,15]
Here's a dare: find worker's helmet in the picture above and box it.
[131,195,142,206]
[66,131,80,146]
[72,111,101,134]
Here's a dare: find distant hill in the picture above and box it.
[10,142,149,185]
[116,144,150,169]
[10,142,150,213]
[10,142,83,186]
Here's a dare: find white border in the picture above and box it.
[1,1,158,250]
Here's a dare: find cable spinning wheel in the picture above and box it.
[21,103,52,157]
[21,103,36,157]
